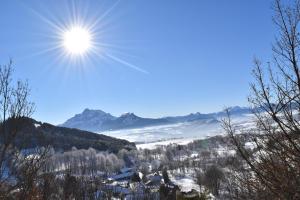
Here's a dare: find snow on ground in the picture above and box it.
[101,114,256,149]
[245,141,256,150]
[34,123,41,128]
[136,138,195,149]
[171,174,200,192]
[216,147,236,157]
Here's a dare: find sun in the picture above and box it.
[63,26,92,55]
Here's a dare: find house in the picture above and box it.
[120,167,134,174]
[145,173,163,189]
[108,167,136,181]
[109,171,135,181]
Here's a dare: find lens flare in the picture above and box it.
[63,26,92,55]
[26,0,148,74]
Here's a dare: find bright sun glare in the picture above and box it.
[63,26,92,55]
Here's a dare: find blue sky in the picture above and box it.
[0,0,275,124]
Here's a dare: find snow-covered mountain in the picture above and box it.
[61,108,116,132]
[61,110,169,132]
[163,112,212,123]
[211,106,252,117]
[94,112,169,131]
[61,106,252,132]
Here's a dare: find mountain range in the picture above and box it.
[61,106,252,132]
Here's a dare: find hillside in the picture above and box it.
[4,117,136,153]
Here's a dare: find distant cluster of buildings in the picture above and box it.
[103,167,205,200]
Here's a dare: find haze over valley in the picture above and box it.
[61,106,255,148]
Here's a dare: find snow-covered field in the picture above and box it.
[136,138,195,149]
[171,174,200,192]
[101,114,256,149]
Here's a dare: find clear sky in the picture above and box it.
[0,0,275,124]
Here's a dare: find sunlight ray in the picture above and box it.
[89,0,121,30]
[20,0,149,76]
[105,53,149,74]
[26,7,65,33]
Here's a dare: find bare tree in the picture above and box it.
[223,0,300,199]
[0,60,49,199]
[195,170,205,192]
[203,165,224,196]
